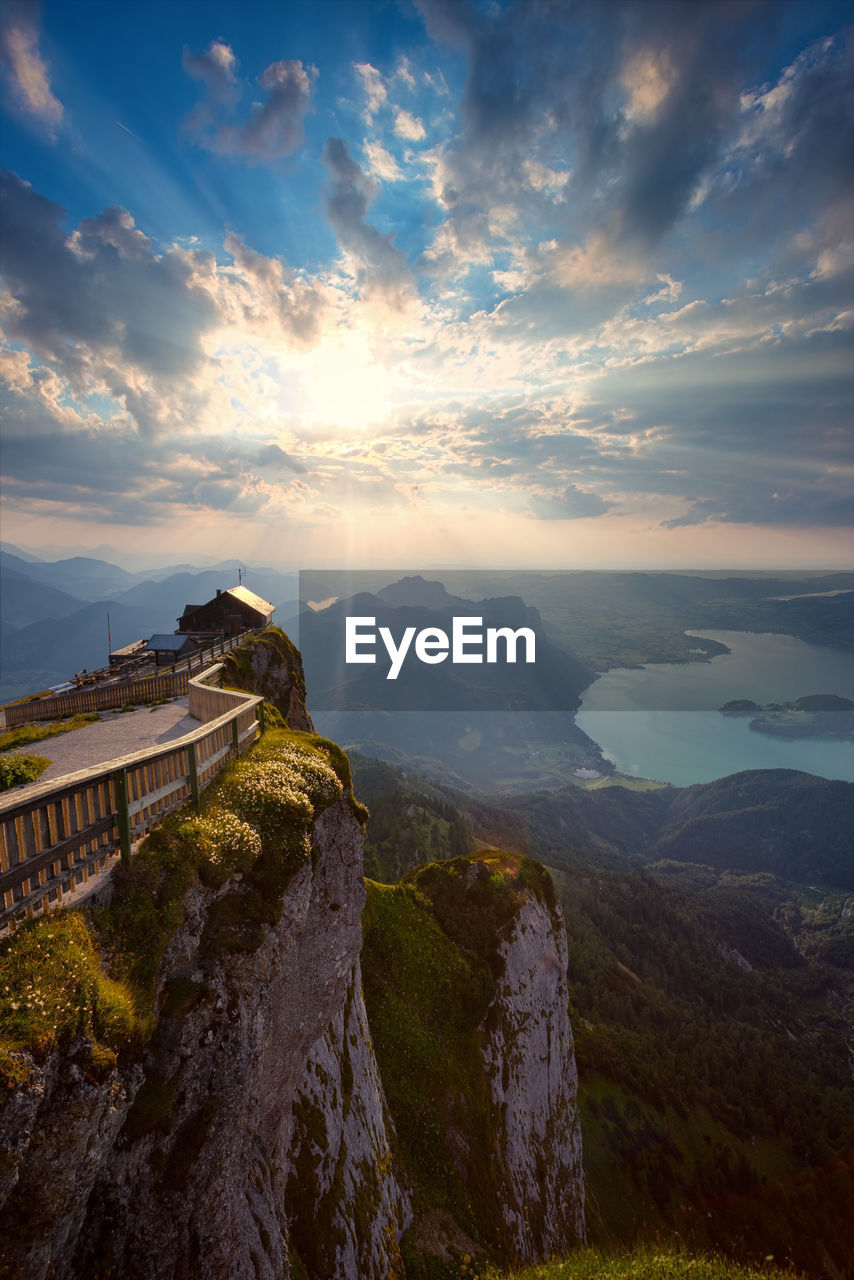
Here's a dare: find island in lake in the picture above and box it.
[719,693,854,741]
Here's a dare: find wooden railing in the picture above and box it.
[4,671,190,727]
[0,666,264,929]
[2,632,256,728]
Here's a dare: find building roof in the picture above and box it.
[145,633,195,652]
[110,639,148,658]
[224,585,275,616]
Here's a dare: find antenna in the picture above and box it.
[238,567,245,586]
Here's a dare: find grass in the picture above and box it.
[0,912,140,1088]
[362,852,572,1273]
[96,727,345,1008]
[0,754,51,791]
[468,1246,802,1280]
[0,712,101,753]
[0,726,354,1089]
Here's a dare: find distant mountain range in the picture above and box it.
[0,545,297,700]
[297,575,594,712]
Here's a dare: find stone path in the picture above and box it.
[4,697,199,786]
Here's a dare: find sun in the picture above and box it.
[298,332,399,431]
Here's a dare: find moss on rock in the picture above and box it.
[219,627,313,731]
[361,852,563,1276]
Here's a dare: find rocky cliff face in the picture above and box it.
[360,854,586,1274]
[481,893,585,1259]
[285,959,410,1279]
[0,789,370,1280]
[219,627,314,732]
[0,639,585,1280]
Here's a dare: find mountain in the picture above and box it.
[0,599,175,700]
[0,543,44,563]
[113,568,297,619]
[350,751,854,1276]
[0,558,298,700]
[1,628,851,1278]
[420,569,854,667]
[0,637,586,1280]
[298,580,594,712]
[375,573,471,610]
[655,769,854,884]
[0,553,140,602]
[0,565,87,629]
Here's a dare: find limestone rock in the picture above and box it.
[481,893,586,1259]
[285,958,410,1279]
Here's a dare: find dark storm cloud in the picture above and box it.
[183,44,315,162]
[322,138,415,305]
[0,171,217,406]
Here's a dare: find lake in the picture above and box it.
[576,630,854,786]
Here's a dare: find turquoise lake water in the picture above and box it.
[576,630,854,786]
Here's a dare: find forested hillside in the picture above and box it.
[351,755,854,1277]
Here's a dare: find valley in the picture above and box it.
[351,752,854,1276]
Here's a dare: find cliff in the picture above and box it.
[0,635,585,1279]
[361,854,585,1273]
[219,626,314,732]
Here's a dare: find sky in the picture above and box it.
[0,0,852,570]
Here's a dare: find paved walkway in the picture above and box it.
[4,697,199,786]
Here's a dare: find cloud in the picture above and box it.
[322,138,416,307]
[181,39,238,104]
[0,3,63,136]
[413,0,830,284]
[0,378,313,525]
[527,484,612,520]
[362,140,404,182]
[0,171,218,410]
[184,44,315,162]
[256,443,305,473]
[394,109,426,141]
[355,62,387,122]
[222,232,326,347]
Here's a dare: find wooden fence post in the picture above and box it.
[188,742,200,807]
[113,769,132,864]
[232,718,240,754]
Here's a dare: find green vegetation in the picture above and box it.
[0,912,139,1089]
[0,726,351,1087]
[552,865,854,1277]
[97,728,344,1008]
[459,768,854,889]
[0,753,51,791]
[219,626,311,726]
[356,753,854,1277]
[720,695,854,741]
[361,853,572,1278]
[0,711,100,753]
[352,753,469,881]
[470,1246,803,1280]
